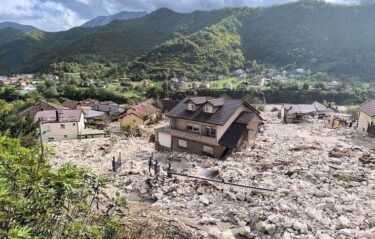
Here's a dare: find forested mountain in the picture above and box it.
[0,28,25,46]
[0,21,38,32]
[129,16,246,80]
[81,11,148,28]
[1,0,375,80]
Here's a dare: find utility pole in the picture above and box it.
[39,120,44,159]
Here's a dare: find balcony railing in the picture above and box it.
[156,126,218,146]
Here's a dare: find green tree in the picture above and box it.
[0,136,127,238]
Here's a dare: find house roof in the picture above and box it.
[208,98,224,107]
[183,96,208,105]
[83,109,106,119]
[284,104,302,115]
[235,112,256,125]
[160,99,180,112]
[299,104,317,114]
[359,100,375,117]
[62,99,79,109]
[219,123,247,149]
[35,110,83,123]
[167,97,257,126]
[120,101,157,119]
[20,100,68,116]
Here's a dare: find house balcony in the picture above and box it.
[156,126,218,146]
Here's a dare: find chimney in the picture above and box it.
[55,110,59,122]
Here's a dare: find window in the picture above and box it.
[204,105,213,113]
[73,123,76,126]
[187,123,200,133]
[187,103,195,111]
[60,124,65,129]
[48,137,54,142]
[203,145,213,155]
[206,126,216,138]
[178,139,187,148]
[64,135,68,138]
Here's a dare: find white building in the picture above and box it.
[36,110,85,142]
[36,109,105,142]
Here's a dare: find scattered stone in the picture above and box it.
[199,195,210,206]
[238,226,252,238]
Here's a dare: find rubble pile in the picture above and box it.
[50,116,375,239]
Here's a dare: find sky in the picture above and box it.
[0,0,361,31]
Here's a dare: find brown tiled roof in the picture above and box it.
[35,109,83,122]
[20,100,68,116]
[120,101,157,119]
[359,100,375,117]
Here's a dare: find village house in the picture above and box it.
[357,100,375,135]
[91,101,125,114]
[20,100,68,117]
[118,101,158,126]
[155,97,262,158]
[281,101,333,123]
[35,109,105,142]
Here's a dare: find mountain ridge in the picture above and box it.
[81,10,148,28]
[0,21,39,32]
[0,1,375,80]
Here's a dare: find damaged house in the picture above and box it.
[281,101,333,123]
[155,97,262,158]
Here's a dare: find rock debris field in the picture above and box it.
[50,113,375,239]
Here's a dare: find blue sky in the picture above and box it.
[0,0,361,31]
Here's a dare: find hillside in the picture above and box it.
[1,1,375,80]
[0,28,25,46]
[129,16,245,80]
[0,21,38,32]
[81,11,148,28]
[0,8,236,74]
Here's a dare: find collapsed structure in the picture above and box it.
[281,101,334,123]
[155,97,262,158]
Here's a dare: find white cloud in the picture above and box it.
[0,0,86,31]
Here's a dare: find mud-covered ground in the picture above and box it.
[49,113,375,239]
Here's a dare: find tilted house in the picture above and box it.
[155,97,262,158]
[118,101,158,126]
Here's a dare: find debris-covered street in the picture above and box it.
[49,113,375,239]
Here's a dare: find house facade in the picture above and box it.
[35,110,85,142]
[357,100,375,135]
[155,97,262,158]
